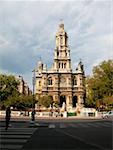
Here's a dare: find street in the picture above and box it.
[0,118,112,150]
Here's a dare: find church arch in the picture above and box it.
[72,95,77,107]
[59,95,66,107]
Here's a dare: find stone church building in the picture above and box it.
[35,22,85,111]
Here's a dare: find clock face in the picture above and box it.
[60,77,66,83]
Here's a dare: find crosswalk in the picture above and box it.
[68,121,112,128]
[0,121,111,149]
[0,127,37,150]
[49,121,112,129]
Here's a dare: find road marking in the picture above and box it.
[0,139,27,143]
[69,123,78,128]
[69,123,91,128]
[1,132,33,135]
[86,123,100,127]
[56,129,106,150]
[59,124,67,128]
[96,122,110,127]
[0,127,37,150]
[1,135,30,138]
[1,144,23,149]
[49,124,56,128]
[67,122,111,129]
[103,122,112,126]
[0,127,36,131]
[78,123,92,127]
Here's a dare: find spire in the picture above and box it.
[55,20,68,48]
[43,64,47,72]
[56,19,66,36]
[76,59,84,74]
[38,59,43,72]
[53,22,71,72]
[59,19,64,30]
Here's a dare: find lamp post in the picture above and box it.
[31,69,36,122]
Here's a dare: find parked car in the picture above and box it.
[102,111,113,119]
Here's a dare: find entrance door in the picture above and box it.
[72,96,77,107]
[60,95,66,107]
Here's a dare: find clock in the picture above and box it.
[60,77,66,83]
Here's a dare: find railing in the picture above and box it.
[45,86,84,91]
[47,87,53,90]
[73,87,84,91]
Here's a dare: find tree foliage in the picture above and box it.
[86,60,113,109]
[0,74,34,110]
[0,74,20,103]
[3,95,35,110]
[37,95,53,108]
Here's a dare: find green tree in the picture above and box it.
[86,60,113,109]
[0,74,20,108]
[38,95,53,108]
[4,95,35,110]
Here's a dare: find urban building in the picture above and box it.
[16,76,32,95]
[35,22,85,111]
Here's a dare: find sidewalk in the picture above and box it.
[0,115,102,120]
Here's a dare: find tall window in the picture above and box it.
[73,76,77,85]
[64,63,66,68]
[80,78,82,85]
[48,77,52,85]
[59,63,60,68]
[62,63,63,68]
[60,36,63,45]
[39,81,41,86]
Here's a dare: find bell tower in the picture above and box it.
[53,21,72,72]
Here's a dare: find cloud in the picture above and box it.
[0,0,112,88]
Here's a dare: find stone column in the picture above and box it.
[66,95,72,111]
[77,95,84,109]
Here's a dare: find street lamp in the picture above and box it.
[31,69,36,122]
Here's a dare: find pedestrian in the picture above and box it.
[61,113,63,117]
[31,109,35,121]
[5,106,11,131]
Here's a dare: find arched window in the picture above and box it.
[72,96,77,107]
[73,76,77,85]
[60,95,66,107]
[39,81,41,86]
[48,77,52,85]
[60,36,63,45]
[80,78,82,85]
[62,63,63,68]
[64,63,66,68]
[59,63,60,68]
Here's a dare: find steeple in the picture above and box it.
[55,20,68,49]
[53,21,71,72]
[38,60,43,73]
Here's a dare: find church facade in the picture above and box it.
[35,22,85,111]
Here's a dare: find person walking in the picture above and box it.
[5,106,11,131]
[31,109,35,122]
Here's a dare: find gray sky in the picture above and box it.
[0,0,113,89]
